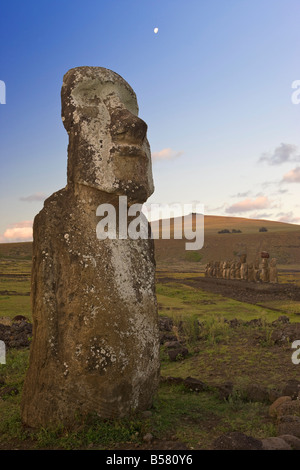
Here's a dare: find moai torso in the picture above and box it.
[21,67,160,428]
[247,263,255,282]
[269,258,278,283]
[241,263,248,280]
[230,262,236,279]
[254,259,261,282]
[260,258,270,282]
[235,262,241,279]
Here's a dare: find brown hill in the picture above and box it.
[0,215,299,272]
[152,214,300,271]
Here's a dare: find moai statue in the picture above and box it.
[208,262,214,277]
[217,261,223,278]
[230,261,236,280]
[225,261,231,279]
[240,253,248,280]
[21,67,160,428]
[247,262,255,282]
[213,261,219,278]
[240,262,248,280]
[254,259,261,282]
[269,258,278,283]
[235,261,241,279]
[204,263,210,277]
[222,261,227,279]
[260,258,270,282]
[215,261,220,278]
[211,262,216,277]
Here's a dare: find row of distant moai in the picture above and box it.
[205,251,278,283]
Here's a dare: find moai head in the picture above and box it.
[61,66,154,203]
[239,253,247,264]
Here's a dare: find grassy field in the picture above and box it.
[0,225,300,449]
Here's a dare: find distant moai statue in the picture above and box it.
[21,67,160,428]
[221,261,226,278]
[230,261,236,279]
[206,261,214,277]
[215,261,221,278]
[269,258,278,283]
[254,259,261,282]
[260,252,270,282]
[204,262,210,277]
[239,253,248,280]
[226,261,231,279]
[212,261,217,277]
[247,262,255,282]
[217,261,223,278]
[235,261,241,279]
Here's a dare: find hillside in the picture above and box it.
[153,214,300,271]
[0,214,299,272]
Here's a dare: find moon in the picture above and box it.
[154,27,158,34]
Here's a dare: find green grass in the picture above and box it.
[0,295,31,319]
[0,256,299,449]
[156,282,286,323]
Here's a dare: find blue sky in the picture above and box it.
[1,0,300,241]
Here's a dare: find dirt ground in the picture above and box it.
[157,274,300,307]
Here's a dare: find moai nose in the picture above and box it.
[110,107,148,145]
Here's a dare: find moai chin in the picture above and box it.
[21,67,160,428]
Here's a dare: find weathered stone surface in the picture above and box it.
[268,389,282,403]
[213,432,263,450]
[168,347,189,361]
[217,381,234,401]
[269,396,292,418]
[245,384,270,403]
[260,258,270,282]
[282,379,300,399]
[183,376,206,392]
[160,376,185,385]
[271,323,300,344]
[21,67,160,428]
[0,321,32,349]
[158,316,173,332]
[279,434,300,450]
[275,400,300,420]
[261,437,292,450]
[277,415,300,438]
[269,258,278,283]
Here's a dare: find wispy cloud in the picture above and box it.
[282,166,300,183]
[276,211,300,224]
[20,192,48,202]
[226,196,271,214]
[230,190,252,198]
[151,148,183,161]
[248,212,273,220]
[258,143,300,166]
[0,221,33,243]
